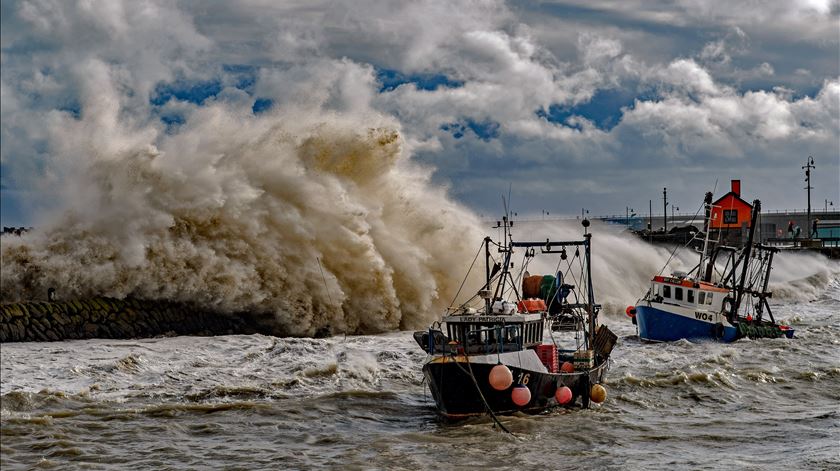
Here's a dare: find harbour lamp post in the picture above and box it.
[671,206,679,226]
[803,156,815,239]
[825,199,834,211]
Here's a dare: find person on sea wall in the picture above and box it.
[812,219,819,238]
[787,220,794,239]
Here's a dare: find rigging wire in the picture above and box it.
[446,242,485,312]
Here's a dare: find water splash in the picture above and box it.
[0,108,485,335]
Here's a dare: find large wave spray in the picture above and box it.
[0,106,486,335]
[2,98,835,335]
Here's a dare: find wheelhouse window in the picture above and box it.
[663,285,671,298]
[723,209,738,224]
[675,287,683,301]
[699,292,706,304]
[687,290,695,303]
[706,292,713,305]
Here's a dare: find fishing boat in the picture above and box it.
[628,193,794,342]
[415,217,617,421]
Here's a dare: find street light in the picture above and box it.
[671,205,679,226]
[826,199,834,211]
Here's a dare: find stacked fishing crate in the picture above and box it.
[535,344,559,373]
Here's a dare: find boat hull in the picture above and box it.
[635,304,739,342]
[423,356,607,420]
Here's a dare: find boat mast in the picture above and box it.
[731,199,761,320]
[585,233,595,349]
[484,236,491,315]
[699,191,714,282]
[754,247,776,323]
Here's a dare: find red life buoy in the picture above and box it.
[625,306,637,318]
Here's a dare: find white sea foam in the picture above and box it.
[0,104,485,335]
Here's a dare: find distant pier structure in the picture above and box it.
[595,179,839,258]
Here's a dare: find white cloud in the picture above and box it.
[1,0,838,222]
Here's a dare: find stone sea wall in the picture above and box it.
[0,298,260,343]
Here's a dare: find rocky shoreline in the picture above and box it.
[0,298,263,342]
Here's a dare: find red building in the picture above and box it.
[709,180,753,246]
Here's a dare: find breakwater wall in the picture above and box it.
[0,298,262,343]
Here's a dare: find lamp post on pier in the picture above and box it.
[803,156,815,238]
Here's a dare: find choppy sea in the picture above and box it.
[2,272,838,470]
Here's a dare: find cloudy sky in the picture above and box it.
[2,0,838,226]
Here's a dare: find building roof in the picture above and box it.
[712,191,753,208]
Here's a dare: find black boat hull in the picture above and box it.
[423,357,608,420]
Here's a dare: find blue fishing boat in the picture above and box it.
[628,193,794,342]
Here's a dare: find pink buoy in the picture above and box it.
[555,386,573,405]
[488,364,513,391]
[560,362,574,373]
[511,385,531,407]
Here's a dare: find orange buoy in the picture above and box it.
[590,384,607,403]
[625,306,636,318]
[511,385,531,407]
[555,385,572,405]
[488,364,513,391]
[560,361,574,373]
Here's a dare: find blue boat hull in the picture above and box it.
[635,305,739,343]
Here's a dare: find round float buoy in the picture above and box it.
[590,384,607,404]
[511,385,531,407]
[625,306,636,318]
[488,364,513,391]
[555,386,573,405]
[560,361,574,373]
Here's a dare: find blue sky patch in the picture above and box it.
[58,101,81,119]
[222,64,258,94]
[377,68,463,92]
[160,114,185,133]
[151,79,223,106]
[537,88,651,131]
[252,98,273,114]
[441,119,501,141]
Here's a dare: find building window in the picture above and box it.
[699,292,706,304]
[687,290,695,303]
[723,209,738,224]
[675,287,683,301]
[663,286,671,298]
